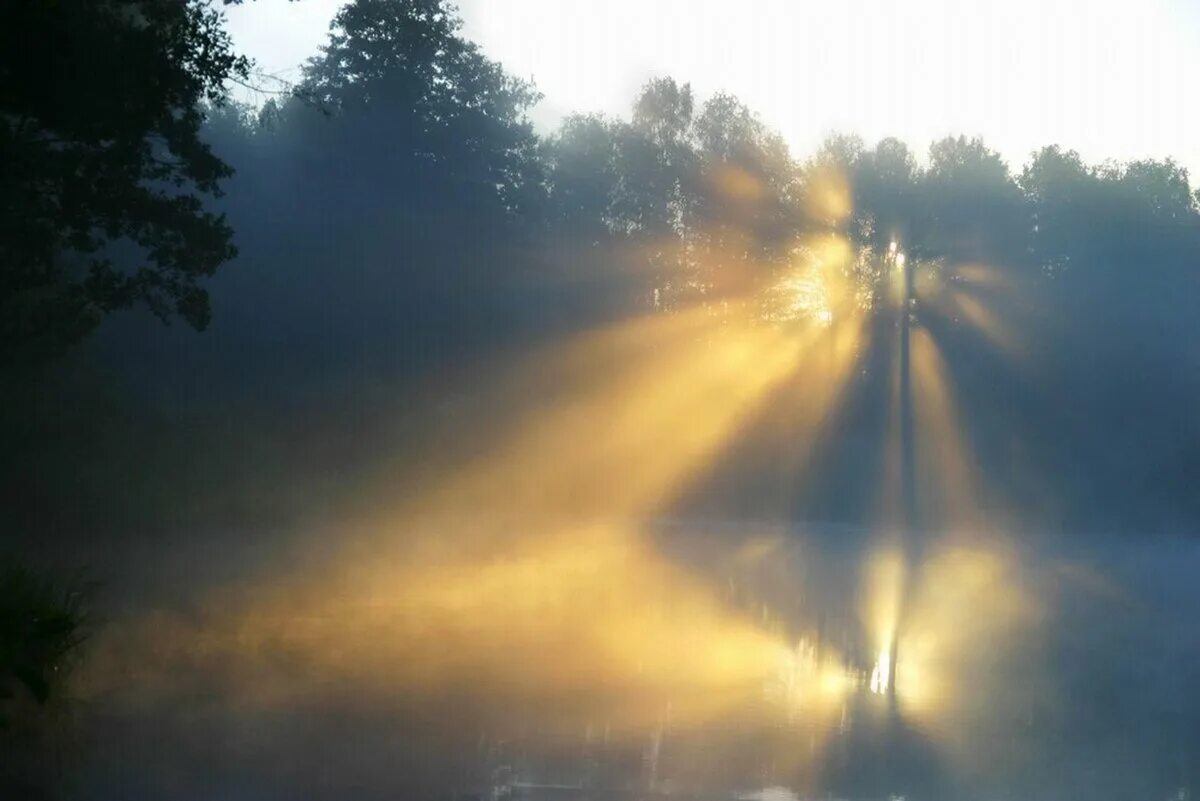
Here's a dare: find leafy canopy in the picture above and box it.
[0,0,249,363]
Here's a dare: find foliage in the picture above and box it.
[0,0,249,364]
[0,562,87,725]
[295,0,543,226]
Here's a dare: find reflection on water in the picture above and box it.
[868,648,890,696]
[77,515,1200,801]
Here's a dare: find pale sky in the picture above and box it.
[225,0,1200,175]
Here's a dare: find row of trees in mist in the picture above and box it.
[213,14,1200,321]
[0,0,1196,532]
[151,0,1200,534]
[0,0,1196,540]
[6,0,1200,370]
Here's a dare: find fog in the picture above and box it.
[3,2,1200,800]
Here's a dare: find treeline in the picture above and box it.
[175,0,1200,383]
[4,0,1200,538]
[184,0,1200,533]
[6,0,1199,377]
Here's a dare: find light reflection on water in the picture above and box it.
[74,518,1200,801]
[69,452,1196,793]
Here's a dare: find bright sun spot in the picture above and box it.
[869,647,891,695]
[771,272,834,326]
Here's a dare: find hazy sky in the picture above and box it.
[225,0,1200,174]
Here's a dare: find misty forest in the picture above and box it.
[3,1,1200,800]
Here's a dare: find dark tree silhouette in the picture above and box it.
[540,79,806,310]
[854,136,920,253]
[0,563,85,719]
[0,0,250,364]
[0,562,87,799]
[294,0,543,231]
[919,135,1026,263]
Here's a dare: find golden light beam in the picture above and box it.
[741,234,873,518]
[83,293,864,744]
[861,246,1058,792]
[916,261,1033,362]
[909,324,982,531]
[803,166,853,225]
[862,541,1045,785]
[415,306,811,522]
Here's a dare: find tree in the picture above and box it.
[631,77,695,168]
[157,0,554,383]
[855,137,920,253]
[0,563,85,721]
[542,114,622,245]
[690,93,799,298]
[919,135,1025,263]
[1120,158,1193,221]
[295,0,543,232]
[0,561,87,799]
[612,78,697,238]
[1020,145,1098,271]
[1022,147,1200,273]
[0,0,251,364]
[801,133,863,233]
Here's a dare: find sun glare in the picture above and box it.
[869,647,891,695]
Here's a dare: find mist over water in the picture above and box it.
[4,2,1200,800]
[62,285,1200,799]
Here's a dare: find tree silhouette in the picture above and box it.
[0,0,252,364]
[854,136,920,253]
[0,561,87,799]
[294,0,543,232]
[919,135,1025,263]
